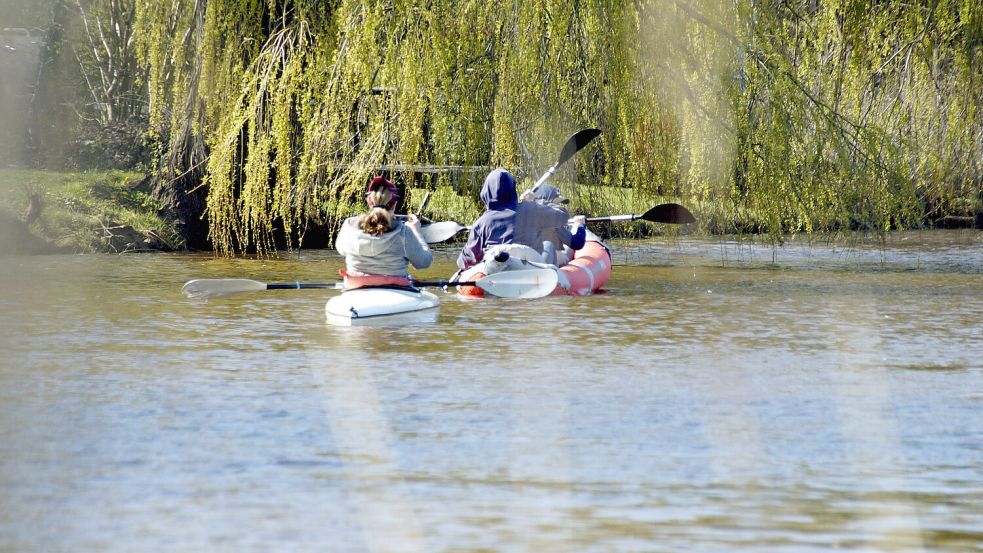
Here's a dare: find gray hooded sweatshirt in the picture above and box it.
[335,217,432,277]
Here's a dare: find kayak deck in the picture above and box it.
[325,286,440,326]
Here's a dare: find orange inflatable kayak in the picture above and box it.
[457,233,611,298]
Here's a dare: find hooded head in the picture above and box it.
[532,184,569,205]
[479,169,518,211]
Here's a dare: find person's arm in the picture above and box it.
[533,202,583,249]
[335,218,356,256]
[546,214,586,251]
[553,226,573,247]
[401,216,433,269]
[535,202,572,230]
[569,215,587,250]
[456,226,484,270]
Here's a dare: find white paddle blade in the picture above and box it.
[420,221,468,243]
[476,269,558,299]
[182,278,267,298]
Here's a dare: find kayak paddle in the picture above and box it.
[455,268,558,299]
[396,194,466,244]
[419,221,469,243]
[417,203,696,244]
[584,203,696,225]
[417,128,600,242]
[416,190,431,219]
[532,128,601,190]
[181,268,558,300]
[181,279,340,298]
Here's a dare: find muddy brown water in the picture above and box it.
[1,230,981,552]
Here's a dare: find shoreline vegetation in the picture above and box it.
[1,1,981,255]
[0,168,978,257]
[0,169,180,255]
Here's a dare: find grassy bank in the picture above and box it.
[2,168,975,256]
[0,169,182,254]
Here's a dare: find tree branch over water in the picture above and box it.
[124,0,981,252]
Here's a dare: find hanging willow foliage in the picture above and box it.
[133,0,982,253]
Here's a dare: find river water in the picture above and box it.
[1,230,981,552]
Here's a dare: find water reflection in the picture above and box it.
[1,231,981,551]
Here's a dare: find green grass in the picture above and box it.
[407,185,483,227]
[0,169,182,253]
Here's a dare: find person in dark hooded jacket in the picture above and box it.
[456,169,570,270]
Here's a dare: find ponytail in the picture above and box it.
[360,206,393,236]
[360,176,398,236]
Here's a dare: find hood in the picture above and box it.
[479,169,518,211]
[343,216,405,253]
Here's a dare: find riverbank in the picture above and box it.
[2,168,979,257]
[0,169,182,255]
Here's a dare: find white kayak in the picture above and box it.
[325,286,440,326]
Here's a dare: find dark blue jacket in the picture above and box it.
[456,169,518,269]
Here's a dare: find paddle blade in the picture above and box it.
[182,278,267,298]
[556,128,602,166]
[640,203,696,225]
[420,221,468,243]
[475,269,558,299]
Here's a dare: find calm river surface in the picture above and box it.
[1,230,981,552]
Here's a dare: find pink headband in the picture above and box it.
[366,176,399,210]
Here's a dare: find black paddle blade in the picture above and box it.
[640,203,696,224]
[556,128,601,166]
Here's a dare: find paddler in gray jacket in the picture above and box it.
[335,176,432,287]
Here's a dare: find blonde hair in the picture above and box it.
[361,186,394,236]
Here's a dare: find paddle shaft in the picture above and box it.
[532,128,601,190]
[265,280,483,290]
[184,266,558,299]
[416,191,431,218]
[415,280,479,288]
[267,273,552,292]
[585,214,637,222]
[266,282,340,290]
[533,167,559,190]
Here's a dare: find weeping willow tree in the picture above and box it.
[732,0,983,235]
[133,0,982,253]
